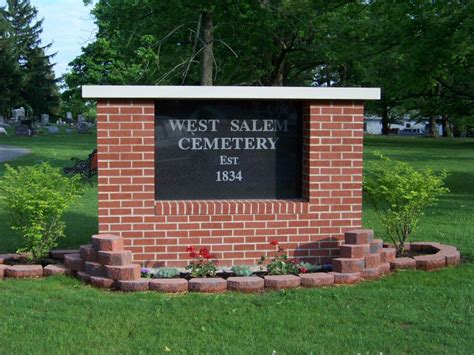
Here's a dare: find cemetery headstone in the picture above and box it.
[78,114,85,122]
[77,122,91,134]
[11,107,25,122]
[47,126,60,134]
[41,114,49,125]
[0,127,7,136]
[15,125,30,136]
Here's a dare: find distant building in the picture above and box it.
[364,117,442,136]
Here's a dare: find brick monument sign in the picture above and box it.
[82,86,380,267]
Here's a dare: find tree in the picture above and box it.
[0,13,21,117]
[2,0,59,117]
[65,0,357,90]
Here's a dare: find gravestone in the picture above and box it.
[0,127,7,136]
[77,122,91,134]
[78,114,85,122]
[41,114,49,125]
[47,126,60,134]
[11,108,25,122]
[15,125,30,136]
[66,112,73,120]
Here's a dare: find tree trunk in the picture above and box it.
[381,105,390,135]
[441,114,452,137]
[428,116,438,137]
[200,11,213,86]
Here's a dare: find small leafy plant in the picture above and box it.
[155,267,180,278]
[185,246,217,278]
[364,153,449,255]
[0,163,84,261]
[141,268,153,278]
[231,265,253,276]
[259,241,312,275]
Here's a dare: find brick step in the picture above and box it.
[369,239,383,254]
[340,244,370,258]
[105,264,140,281]
[80,245,99,262]
[344,229,374,245]
[91,234,124,252]
[84,261,105,277]
[98,250,132,266]
[90,276,115,289]
[365,253,381,268]
[332,258,364,273]
[64,253,84,272]
[380,248,397,263]
[49,249,80,260]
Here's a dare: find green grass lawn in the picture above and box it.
[0,134,473,354]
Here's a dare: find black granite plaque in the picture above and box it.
[155,100,302,200]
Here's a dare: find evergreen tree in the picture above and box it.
[3,0,59,117]
[0,13,21,117]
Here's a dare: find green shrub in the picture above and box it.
[0,163,84,261]
[364,153,449,255]
[231,265,253,276]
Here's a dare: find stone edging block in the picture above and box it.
[299,272,334,287]
[264,275,301,289]
[7,265,43,278]
[149,278,189,293]
[188,278,227,293]
[227,276,264,292]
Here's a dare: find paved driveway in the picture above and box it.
[0,145,31,162]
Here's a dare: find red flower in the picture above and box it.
[300,267,308,273]
[189,251,198,258]
[270,240,279,246]
[199,247,212,259]
[186,246,195,252]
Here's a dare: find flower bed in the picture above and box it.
[0,232,461,292]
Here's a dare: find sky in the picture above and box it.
[2,0,97,78]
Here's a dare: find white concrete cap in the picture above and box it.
[82,85,380,100]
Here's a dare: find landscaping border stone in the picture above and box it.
[188,278,227,293]
[227,276,264,292]
[1,233,460,294]
[299,273,334,287]
[118,278,150,292]
[149,278,188,293]
[330,272,361,284]
[43,264,68,277]
[264,275,301,289]
[7,265,43,278]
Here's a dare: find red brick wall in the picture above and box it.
[96,99,364,267]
